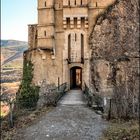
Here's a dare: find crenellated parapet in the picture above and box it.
[38,0,54,9]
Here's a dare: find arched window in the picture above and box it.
[81,34,84,59]
[68,34,71,60]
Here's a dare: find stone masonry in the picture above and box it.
[26,0,115,90]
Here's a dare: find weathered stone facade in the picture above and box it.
[90,0,139,99]
[26,0,115,90]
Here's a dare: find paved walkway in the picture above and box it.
[15,90,108,140]
[58,90,86,106]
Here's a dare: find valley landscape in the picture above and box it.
[1,40,28,116]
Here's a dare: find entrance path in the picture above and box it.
[15,90,108,140]
[58,90,86,105]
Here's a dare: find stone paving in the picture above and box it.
[58,90,86,106]
[15,90,108,140]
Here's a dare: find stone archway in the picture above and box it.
[70,66,82,89]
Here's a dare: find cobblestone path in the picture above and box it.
[15,90,108,140]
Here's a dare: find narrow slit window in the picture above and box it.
[81,0,82,5]
[68,0,70,6]
[74,18,77,28]
[75,0,76,5]
[68,34,71,60]
[81,34,84,58]
[44,31,46,36]
[75,33,77,42]
[44,1,46,7]
[96,2,98,7]
[35,34,37,39]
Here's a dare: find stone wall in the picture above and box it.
[90,0,139,98]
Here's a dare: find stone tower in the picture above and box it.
[26,0,115,90]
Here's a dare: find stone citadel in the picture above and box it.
[26,0,115,90]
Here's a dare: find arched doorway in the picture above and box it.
[70,66,82,89]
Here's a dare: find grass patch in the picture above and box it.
[101,120,139,140]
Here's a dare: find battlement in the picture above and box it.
[37,0,115,9]
[38,0,54,8]
[63,0,88,7]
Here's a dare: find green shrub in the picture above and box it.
[17,60,39,109]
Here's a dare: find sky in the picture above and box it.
[1,0,37,41]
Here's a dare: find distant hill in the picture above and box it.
[1,40,27,47]
[1,40,28,67]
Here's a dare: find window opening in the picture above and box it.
[81,0,82,5]
[81,17,85,28]
[44,1,46,7]
[44,31,46,36]
[68,34,71,60]
[96,2,98,7]
[81,34,84,59]
[66,18,70,28]
[74,18,77,28]
[75,0,76,5]
[68,0,70,6]
[75,33,77,42]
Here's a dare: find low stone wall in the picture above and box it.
[37,81,67,108]
[37,83,57,108]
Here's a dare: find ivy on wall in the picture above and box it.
[17,60,39,109]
